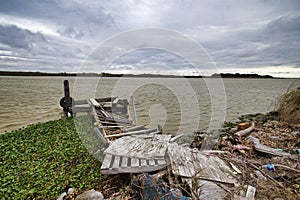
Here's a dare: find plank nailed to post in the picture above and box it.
[59,80,74,117]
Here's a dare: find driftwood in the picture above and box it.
[234,122,255,137]
[274,164,300,173]
[249,136,294,157]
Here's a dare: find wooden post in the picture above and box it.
[131,96,137,125]
[64,80,70,99]
[60,80,74,117]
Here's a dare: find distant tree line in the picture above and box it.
[0,71,273,78]
[211,73,273,79]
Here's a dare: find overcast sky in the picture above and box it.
[0,0,300,77]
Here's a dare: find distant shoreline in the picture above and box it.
[0,71,277,78]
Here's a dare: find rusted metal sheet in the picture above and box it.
[104,134,171,159]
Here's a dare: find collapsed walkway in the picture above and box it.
[73,97,256,199]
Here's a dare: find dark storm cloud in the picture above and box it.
[0,24,46,49]
[0,0,115,40]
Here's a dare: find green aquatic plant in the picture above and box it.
[0,117,102,199]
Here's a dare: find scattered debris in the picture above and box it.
[132,173,181,200]
[234,144,251,151]
[234,122,255,137]
[59,81,299,199]
[245,185,256,200]
[57,192,67,200]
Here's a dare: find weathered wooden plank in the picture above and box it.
[89,105,101,127]
[101,156,167,174]
[148,159,155,166]
[101,164,167,174]
[184,179,226,200]
[73,106,90,113]
[95,97,117,103]
[97,116,131,125]
[124,125,146,132]
[88,98,101,107]
[131,158,140,167]
[170,134,184,143]
[104,135,171,159]
[249,136,293,157]
[105,128,158,138]
[98,121,120,125]
[168,143,237,184]
[100,125,132,129]
[101,154,113,169]
[74,99,88,105]
[120,157,128,168]
[111,156,121,169]
[140,159,147,167]
[156,159,166,165]
[93,127,109,147]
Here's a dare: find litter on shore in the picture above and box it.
[59,81,299,199]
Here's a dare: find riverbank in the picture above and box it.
[1,112,299,199]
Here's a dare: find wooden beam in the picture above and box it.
[105,128,159,138]
[249,136,295,157]
[124,125,146,132]
[93,127,109,148]
[74,99,88,105]
[73,106,90,113]
[88,98,101,107]
[235,122,255,137]
[95,97,117,102]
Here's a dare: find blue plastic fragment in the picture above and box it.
[264,164,275,171]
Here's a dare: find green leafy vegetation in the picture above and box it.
[0,117,102,199]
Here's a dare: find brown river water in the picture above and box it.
[0,76,299,135]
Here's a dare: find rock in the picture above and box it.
[229,127,238,134]
[67,187,75,195]
[271,136,280,141]
[75,189,104,200]
[57,192,67,200]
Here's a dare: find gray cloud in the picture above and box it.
[0,24,46,49]
[0,0,299,77]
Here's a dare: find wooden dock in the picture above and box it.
[69,95,244,199]
[60,78,245,199]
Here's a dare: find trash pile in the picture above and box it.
[59,87,300,199]
[61,112,299,200]
[192,112,300,199]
